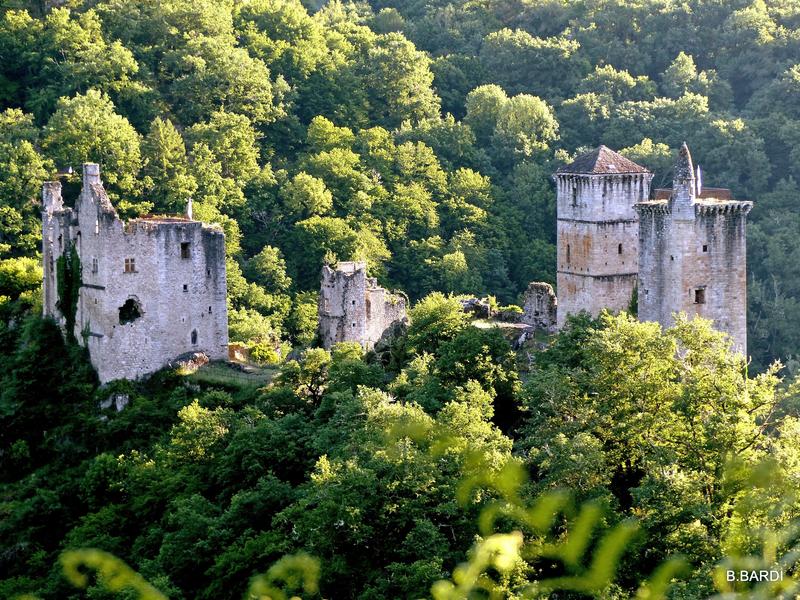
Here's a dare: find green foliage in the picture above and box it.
[43,90,143,206]
[141,117,196,214]
[60,549,167,599]
[249,341,281,366]
[0,256,41,299]
[55,241,80,336]
[406,292,469,355]
[2,1,800,597]
[244,245,292,293]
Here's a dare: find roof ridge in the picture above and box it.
[557,145,650,175]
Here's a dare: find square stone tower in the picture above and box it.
[42,164,229,383]
[635,143,752,352]
[318,261,407,350]
[555,146,653,327]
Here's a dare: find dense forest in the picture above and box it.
[2,0,800,598]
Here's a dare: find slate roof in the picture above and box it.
[557,145,650,175]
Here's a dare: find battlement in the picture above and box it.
[333,260,364,274]
[635,144,751,352]
[41,163,228,382]
[556,142,751,353]
[555,146,652,326]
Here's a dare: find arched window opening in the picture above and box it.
[191,329,198,344]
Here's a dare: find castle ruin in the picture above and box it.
[636,144,752,352]
[554,144,752,352]
[555,146,653,328]
[520,282,557,333]
[318,261,407,350]
[42,164,229,383]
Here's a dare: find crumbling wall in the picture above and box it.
[521,282,557,332]
[318,262,407,350]
[42,164,229,383]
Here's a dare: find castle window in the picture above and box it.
[618,243,623,254]
[571,187,578,206]
[92,257,98,274]
[702,244,708,253]
[124,258,136,273]
[352,323,356,328]
[694,288,706,304]
[566,244,571,265]
[183,284,188,292]
[191,329,198,345]
[208,306,212,314]
[181,242,191,259]
[119,298,142,324]
[352,300,356,305]
[206,268,211,277]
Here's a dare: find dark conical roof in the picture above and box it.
[673,141,695,181]
[557,145,650,175]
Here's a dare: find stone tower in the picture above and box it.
[318,261,407,350]
[42,164,229,383]
[555,146,653,327]
[636,143,752,352]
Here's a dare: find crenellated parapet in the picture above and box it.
[555,145,653,327]
[635,143,751,353]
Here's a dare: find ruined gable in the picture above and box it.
[42,164,229,383]
[318,261,407,350]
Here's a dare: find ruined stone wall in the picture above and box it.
[637,202,750,352]
[318,262,407,350]
[521,282,557,332]
[42,164,228,383]
[318,262,368,348]
[555,172,652,326]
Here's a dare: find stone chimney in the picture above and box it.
[670,142,696,219]
[82,163,101,190]
[42,181,63,214]
[186,196,193,220]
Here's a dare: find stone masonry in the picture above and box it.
[42,164,229,383]
[521,282,557,333]
[635,143,752,352]
[318,261,407,350]
[554,145,654,327]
